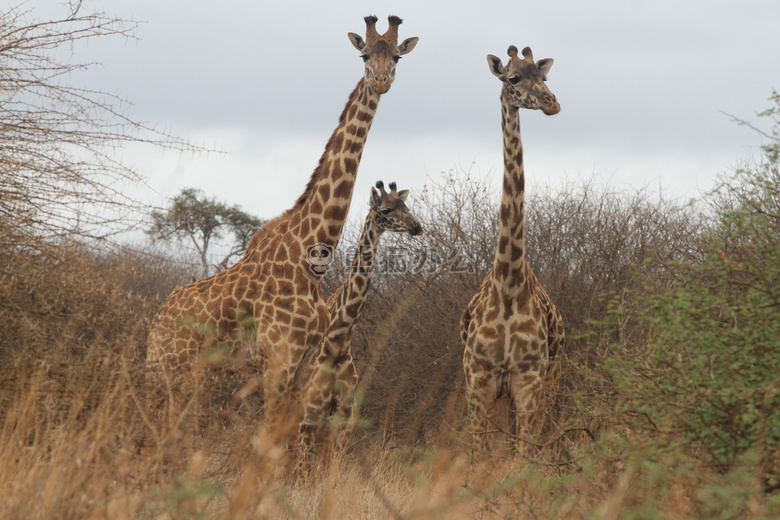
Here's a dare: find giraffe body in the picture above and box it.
[461,46,564,455]
[146,16,418,431]
[294,181,422,463]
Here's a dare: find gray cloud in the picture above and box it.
[31,0,780,221]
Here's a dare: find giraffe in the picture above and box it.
[460,45,564,456]
[146,16,418,433]
[293,181,422,464]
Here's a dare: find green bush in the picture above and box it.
[591,91,780,474]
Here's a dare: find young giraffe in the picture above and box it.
[461,45,564,456]
[294,181,422,463]
[146,16,418,431]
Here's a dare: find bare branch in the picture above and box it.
[0,3,214,248]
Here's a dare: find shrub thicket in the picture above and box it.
[336,169,699,449]
[575,91,780,516]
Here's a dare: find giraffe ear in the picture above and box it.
[397,189,409,202]
[371,186,382,206]
[487,54,505,80]
[536,58,554,77]
[398,37,419,55]
[348,33,366,51]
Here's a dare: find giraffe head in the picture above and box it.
[348,15,419,95]
[487,46,560,115]
[369,181,423,235]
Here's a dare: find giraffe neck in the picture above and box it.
[293,78,381,252]
[491,100,527,295]
[290,216,383,391]
[326,216,383,343]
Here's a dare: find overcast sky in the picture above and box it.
[34,1,780,234]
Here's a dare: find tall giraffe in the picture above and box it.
[461,46,564,455]
[146,16,418,430]
[294,181,422,463]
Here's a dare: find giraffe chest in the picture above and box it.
[464,293,549,374]
[253,286,330,349]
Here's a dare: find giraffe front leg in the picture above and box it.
[541,316,564,432]
[511,326,564,458]
[332,359,359,452]
[465,376,511,457]
[297,392,327,455]
[510,372,546,457]
[296,409,320,479]
[259,335,310,447]
[296,356,337,472]
[541,355,561,427]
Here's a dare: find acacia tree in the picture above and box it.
[148,188,264,278]
[0,2,201,248]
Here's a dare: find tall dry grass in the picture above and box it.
[2,172,779,519]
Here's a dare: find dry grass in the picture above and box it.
[2,191,779,519]
[2,335,774,520]
[0,243,591,520]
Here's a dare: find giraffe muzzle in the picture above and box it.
[542,96,561,116]
[373,80,391,94]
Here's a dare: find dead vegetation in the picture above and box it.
[2,166,778,519]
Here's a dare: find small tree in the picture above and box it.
[148,188,264,278]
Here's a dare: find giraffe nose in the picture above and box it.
[373,74,391,93]
[410,222,423,236]
[543,95,561,115]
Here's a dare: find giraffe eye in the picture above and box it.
[361,54,369,62]
[509,76,520,85]
[380,208,392,215]
[392,55,401,63]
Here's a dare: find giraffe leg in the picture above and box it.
[541,315,564,431]
[296,354,359,478]
[297,394,327,458]
[541,356,561,423]
[510,372,545,457]
[296,358,337,473]
[260,337,309,446]
[466,379,512,456]
[296,407,321,479]
[331,359,359,453]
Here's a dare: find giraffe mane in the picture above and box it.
[293,80,363,209]
[243,213,283,255]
